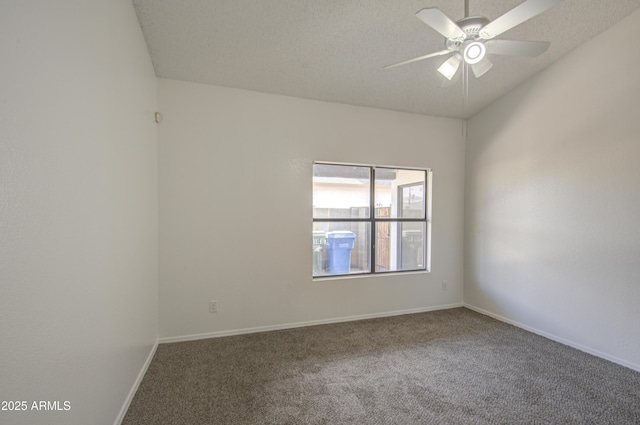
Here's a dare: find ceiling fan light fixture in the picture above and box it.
[385,0,560,83]
[463,41,486,65]
[437,54,461,80]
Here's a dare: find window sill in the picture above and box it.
[312,269,430,282]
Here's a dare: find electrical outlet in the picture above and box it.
[442,281,448,291]
[209,300,218,313]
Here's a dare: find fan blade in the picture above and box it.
[471,58,493,78]
[383,50,451,70]
[479,0,562,40]
[438,55,462,80]
[486,40,550,56]
[416,8,466,41]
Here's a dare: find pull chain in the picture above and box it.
[462,64,469,112]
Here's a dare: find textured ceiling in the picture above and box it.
[133,0,640,119]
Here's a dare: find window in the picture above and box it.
[313,162,431,277]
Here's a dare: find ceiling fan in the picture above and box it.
[384,0,563,80]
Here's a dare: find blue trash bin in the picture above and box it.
[326,231,356,274]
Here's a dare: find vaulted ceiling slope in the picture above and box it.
[133,0,640,119]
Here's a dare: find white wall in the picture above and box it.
[0,1,158,424]
[465,9,640,370]
[158,79,465,339]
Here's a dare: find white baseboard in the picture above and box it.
[158,303,464,344]
[464,303,640,373]
[113,340,159,425]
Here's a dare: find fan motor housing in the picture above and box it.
[445,16,490,49]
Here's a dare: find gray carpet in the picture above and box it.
[123,308,640,424]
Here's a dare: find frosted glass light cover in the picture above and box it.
[437,55,461,80]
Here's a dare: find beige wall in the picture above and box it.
[0,1,158,424]
[158,79,466,339]
[465,9,640,370]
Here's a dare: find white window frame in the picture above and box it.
[312,161,432,278]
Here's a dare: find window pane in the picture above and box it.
[313,164,370,219]
[313,222,370,276]
[375,222,425,272]
[401,182,425,218]
[374,168,425,219]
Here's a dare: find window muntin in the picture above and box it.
[313,163,430,277]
